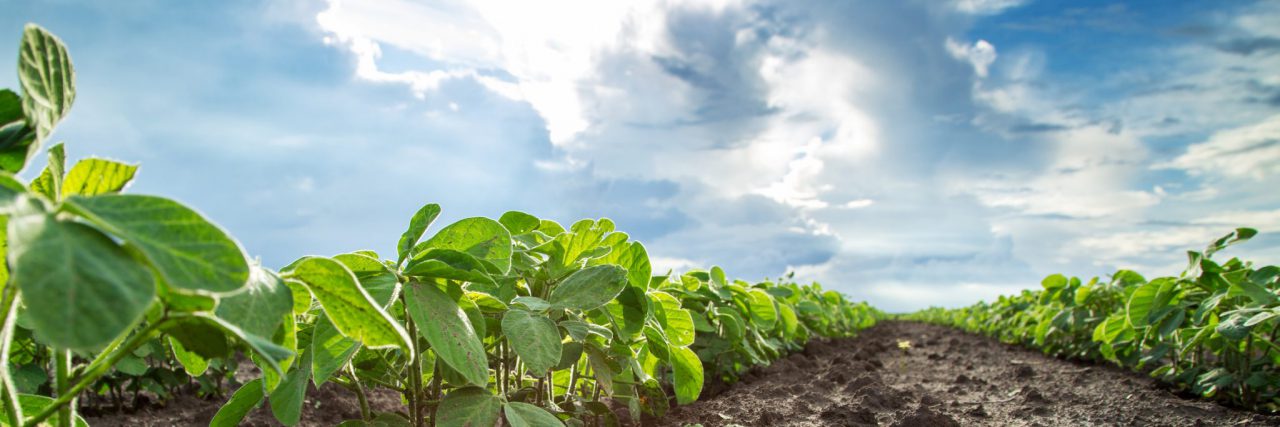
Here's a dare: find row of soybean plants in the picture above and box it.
[906,228,1280,412]
[0,24,878,426]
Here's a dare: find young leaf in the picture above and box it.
[168,336,209,376]
[269,351,312,426]
[592,241,651,290]
[670,346,703,405]
[499,211,540,235]
[403,281,489,386]
[18,24,75,140]
[287,257,411,352]
[60,158,137,197]
[412,217,513,274]
[397,203,441,267]
[503,402,564,427]
[64,194,250,294]
[436,387,502,427]
[649,292,694,347]
[216,265,293,338]
[549,265,628,311]
[8,209,155,351]
[502,309,562,375]
[210,379,265,427]
[28,143,63,200]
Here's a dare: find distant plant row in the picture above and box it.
[905,229,1280,412]
[0,24,879,426]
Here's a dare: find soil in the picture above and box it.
[82,321,1280,426]
[661,321,1280,427]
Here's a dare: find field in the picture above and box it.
[2,22,1280,427]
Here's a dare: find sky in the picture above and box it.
[1,0,1278,312]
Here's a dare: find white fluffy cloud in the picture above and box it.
[945,38,997,78]
[1163,114,1280,180]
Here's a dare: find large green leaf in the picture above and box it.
[18,24,75,140]
[183,313,294,375]
[64,194,249,294]
[8,209,154,351]
[60,158,137,197]
[397,203,441,266]
[549,265,628,311]
[1127,278,1174,328]
[670,346,703,405]
[216,265,293,338]
[503,402,564,427]
[502,309,562,375]
[0,92,37,173]
[413,217,512,274]
[287,257,411,351]
[270,350,312,426]
[210,379,265,427]
[403,281,489,386]
[436,387,502,427]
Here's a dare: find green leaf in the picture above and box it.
[288,257,411,351]
[216,265,293,338]
[499,211,541,235]
[746,289,778,331]
[436,387,502,427]
[270,351,312,426]
[60,158,138,197]
[311,313,360,386]
[650,292,694,347]
[593,241,651,290]
[397,203,441,266]
[511,296,550,312]
[187,313,294,375]
[503,402,564,427]
[29,142,64,200]
[403,281,489,386]
[1126,278,1173,328]
[0,90,37,168]
[778,303,799,337]
[1216,314,1253,341]
[710,266,727,287]
[413,217,513,274]
[404,249,496,285]
[168,336,209,376]
[502,309,562,375]
[8,209,155,351]
[1041,274,1068,290]
[64,194,250,294]
[549,265,628,311]
[0,394,88,427]
[670,346,703,405]
[210,379,265,427]
[18,24,75,140]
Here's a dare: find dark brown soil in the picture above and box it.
[83,382,403,426]
[661,321,1280,427]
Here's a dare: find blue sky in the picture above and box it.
[2,0,1278,312]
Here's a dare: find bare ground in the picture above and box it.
[660,321,1280,427]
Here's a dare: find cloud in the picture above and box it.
[945,38,997,78]
[1161,114,1280,180]
[953,0,1028,15]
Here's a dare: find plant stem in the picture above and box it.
[0,288,24,427]
[23,317,176,427]
[54,349,72,427]
[403,294,423,427]
[428,358,441,425]
[346,363,372,420]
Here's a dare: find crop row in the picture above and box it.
[905,229,1280,412]
[0,24,879,426]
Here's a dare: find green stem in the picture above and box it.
[428,358,441,425]
[403,292,423,427]
[23,317,176,427]
[0,288,24,427]
[54,349,71,427]
[344,364,372,420]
